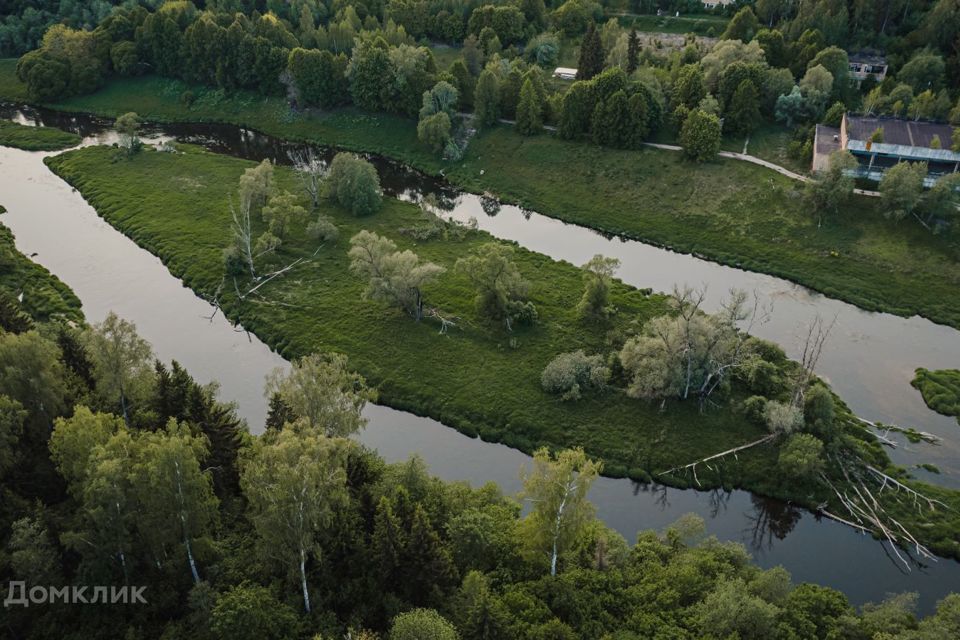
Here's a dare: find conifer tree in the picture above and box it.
[515,78,543,135]
[576,23,603,81]
[474,69,501,127]
[591,90,632,148]
[626,28,640,73]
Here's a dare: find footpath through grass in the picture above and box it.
[0,118,80,151]
[0,205,83,324]
[3,61,959,330]
[46,145,960,559]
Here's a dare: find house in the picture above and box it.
[552,67,577,81]
[701,0,735,8]
[813,114,959,185]
[848,52,888,83]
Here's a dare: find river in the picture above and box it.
[1,105,958,612]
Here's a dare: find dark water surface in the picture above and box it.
[1,105,958,612]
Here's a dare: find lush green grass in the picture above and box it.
[721,124,810,175]
[0,118,80,150]
[45,145,960,559]
[610,12,729,36]
[46,144,756,477]
[0,58,29,101]
[0,207,83,324]
[3,64,959,330]
[912,369,960,423]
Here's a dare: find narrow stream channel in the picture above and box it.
[2,106,958,612]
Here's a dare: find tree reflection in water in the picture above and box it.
[745,494,802,552]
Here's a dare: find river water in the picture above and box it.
[1,105,958,612]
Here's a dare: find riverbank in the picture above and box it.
[2,61,958,330]
[0,206,82,324]
[46,143,960,559]
[0,118,79,150]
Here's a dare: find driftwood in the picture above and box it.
[656,434,776,486]
[426,308,460,335]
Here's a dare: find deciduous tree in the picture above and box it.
[264,352,371,437]
[348,230,445,321]
[520,447,601,576]
[82,312,154,426]
[240,428,349,613]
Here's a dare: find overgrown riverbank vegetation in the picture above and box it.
[45,142,960,563]
[2,222,960,639]
[913,368,960,424]
[0,207,82,325]
[0,118,79,150]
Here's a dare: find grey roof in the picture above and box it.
[846,116,956,151]
[848,52,887,66]
[815,124,841,154]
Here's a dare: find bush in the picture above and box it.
[418,111,452,154]
[326,153,382,216]
[778,433,825,480]
[680,109,721,162]
[541,350,610,401]
[743,395,768,426]
[764,400,803,436]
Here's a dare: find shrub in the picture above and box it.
[541,350,610,401]
[764,400,803,436]
[326,153,382,216]
[743,395,768,426]
[779,433,825,480]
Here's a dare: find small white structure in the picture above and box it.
[702,0,735,8]
[552,67,577,80]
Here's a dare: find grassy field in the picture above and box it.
[610,12,729,36]
[0,118,80,150]
[45,144,960,558]
[2,61,959,331]
[0,206,83,324]
[913,369,960,422]
[45,144,758,478]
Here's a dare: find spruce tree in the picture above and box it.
[265,392,295,430]
[576,23,603,81]
[591,90,632,148]
[726,79,761,135]
[515,78,543,135]
[474,69,501,127]
[626,28,640,73]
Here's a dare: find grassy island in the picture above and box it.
[45,144,960,559]
[0,118,80,151]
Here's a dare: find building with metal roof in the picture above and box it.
[813,114,959,185]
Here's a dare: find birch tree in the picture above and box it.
[288,147,328,208]
[51,414,139,583]
[520,447,601,576]
[240,429,349,613]
[348,230,445,321]
[82,312,155,426]
[264,352,373,437]
[133,420,219,585]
